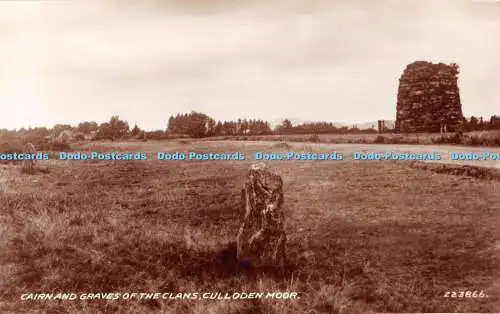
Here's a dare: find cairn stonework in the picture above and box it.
[395,61,464,133]
[21,142,36,174]
[236,163,286,268]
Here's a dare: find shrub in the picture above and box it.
[136,131,146,141]
[146,131,165,140]
[388,136,404,144]
[450,132,464,145]
[467,136,481,146]
[483,135,500,147]
[308,134,320,142]
[272,142,291,149]
[431,135,445,144]
[374,135,386,144]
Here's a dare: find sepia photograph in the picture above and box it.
[0,0,499,313]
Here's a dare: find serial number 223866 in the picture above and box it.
[443,290,487,298]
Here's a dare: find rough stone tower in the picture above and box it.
[395,61,464,133]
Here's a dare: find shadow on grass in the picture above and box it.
[183,242,300,282]
[7,236,304,297]
[5,212,497,313]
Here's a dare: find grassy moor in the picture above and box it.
[1,140,499,313]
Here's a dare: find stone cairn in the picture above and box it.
[21,142,36,174]
[236,163,286,270]
[395,61,464,133]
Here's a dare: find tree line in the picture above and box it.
[1,112,500,141]
[464,115,500,132]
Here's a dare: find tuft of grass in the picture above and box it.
[271,142,291,149]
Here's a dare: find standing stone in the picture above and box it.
[395,61,464,133]
[236,163,286,269]
[21,142,36,174]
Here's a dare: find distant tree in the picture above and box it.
[454,121,466,134]
[206,118,216,137]
[52,124,73,135]
[146,130,165,140]
[350,125,360,133]
[136,130,146,141]
[467,116,479,131]
[167,116,175,134]
[282,119,293,130]
[214,121,223,136]
[263,121,272,134]
[77,121,99,134]
[241,119,249,135]
[222,121,237,136]
[275,119,293,134]
[108,115,130,138]
[188,111,211,138]
[490,115,500,130]
[131,123,141,137]
[166,111,214,138]
[93,115,129,140]
[247,119,271,135]
[236,118,242,135]
[94,122,111,140]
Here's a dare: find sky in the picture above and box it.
[0,0,499,130]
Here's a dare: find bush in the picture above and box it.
[466,135,480,146]
[308,134,320,142]
[272,142,291,149]
[135,131,146,141]
[431,132,465,145]
[374,135,386,144]
[388,136,404,144]
[431,135,445,144]
[450,132,464,145]
[482,135,500,147]
[146,131,165,140]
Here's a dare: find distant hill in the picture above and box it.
[270,118,358,129]
[270,118,395,130]
[353,120,395,130]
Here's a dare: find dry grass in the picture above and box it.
[0,141,499,313]
[409,161,500,181]
[206,131,500,147]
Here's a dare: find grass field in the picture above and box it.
[1,140,499,313]
[205,130,500,147]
